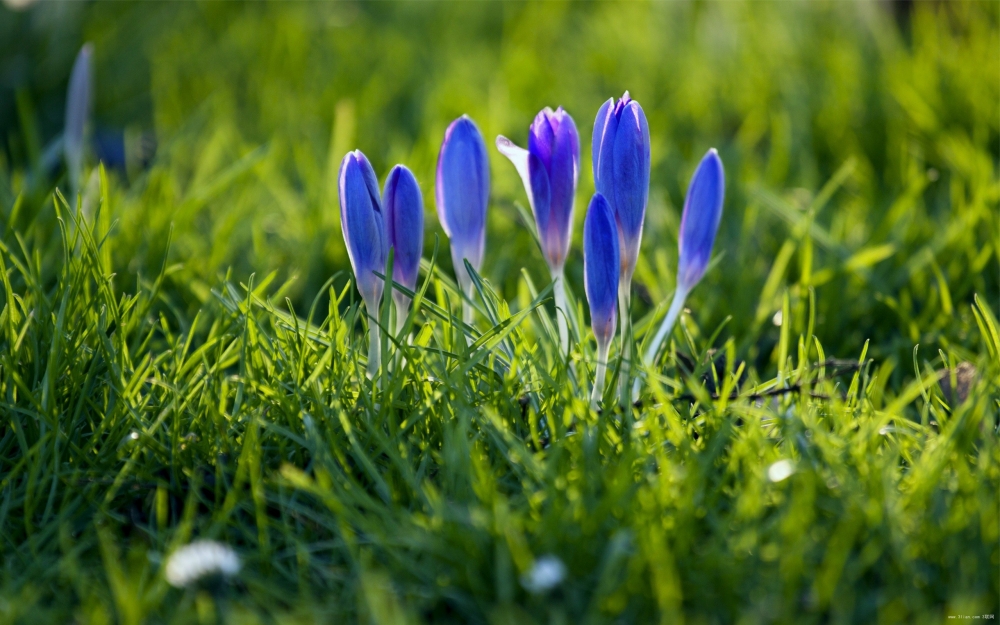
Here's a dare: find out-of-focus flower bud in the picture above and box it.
[436,115,490,301]
[339,150,387,310]
[383,164,424,315]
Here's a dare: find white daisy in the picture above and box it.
[520,555,566,594]
[164,540,241,588]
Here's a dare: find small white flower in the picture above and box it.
[767,459,795,483]
[164,540,241,587]
[520,555,566,594]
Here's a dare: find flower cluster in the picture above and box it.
[338,92,725,404]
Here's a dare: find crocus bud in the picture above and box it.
[496,107,579,273]
[592,92,650,286]
[339,150,387,309]
[64,43,93,195]
[677,148,725,292]
[584,193,620,350]
[383,164,424,313]
[436,115,490,298]
[638,148,725,397]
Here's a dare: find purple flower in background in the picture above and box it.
[592,91,650,286]
[496,107,579,273]
[436,115,490,321]
[640,148,726,395]
[383,164,424,331]
[583,193,619,408]
[340,150,387,306]
[64,43,93,195]
[339,149,387,376]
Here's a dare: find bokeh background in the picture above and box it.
[1,2,998,623]
[1,1,998,393]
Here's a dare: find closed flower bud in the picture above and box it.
[496,106,579,273]
[339,150,387,309]
[584,193,620,408]
[592,91,650,286]
[677,148,725,292]
[64,43,93,195]
[436,115,490,300]
[584,193,620,350]
[383,164,424,313]
[638,148,726,395]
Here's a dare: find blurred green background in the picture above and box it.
[1,2,998,623]
[2,0,996,377]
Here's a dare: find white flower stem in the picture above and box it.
[456,267,475,346]
[394,298,408,338]
[393,296,409,370]
[366,304,381,380]
[617,283,632,408]
[590,340,610,409]
[644,287,688,367]
[633,286,688,401]
[552,270,569,356]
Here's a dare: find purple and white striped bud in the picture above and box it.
[496,107,580,274]
[436,115,490,301]
[383,164,424,316]
[339,150,387,309]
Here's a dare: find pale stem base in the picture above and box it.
[393,295,409,338]
[456,267,475,345]
[393,296,409,370]
[617,283,632,408]
[633,287,688,401]
[552,270,569,356]
[590,341,610,409]
[366,314,381,381]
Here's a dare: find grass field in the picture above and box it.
[1,1,998,623]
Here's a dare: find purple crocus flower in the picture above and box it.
[593,91,650,404]
[383,164,424,330]
[583,193,619,408]
[592,91,650,287]
[677,149,725,292]
[640,148,726,394]
[496,107,580,273]
[340,150,387,306]
[436,115,490,321]
[64,43,93,195]
[496,106,580,354]
[339,150,387,376]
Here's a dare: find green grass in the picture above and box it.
[0,1,998,623]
